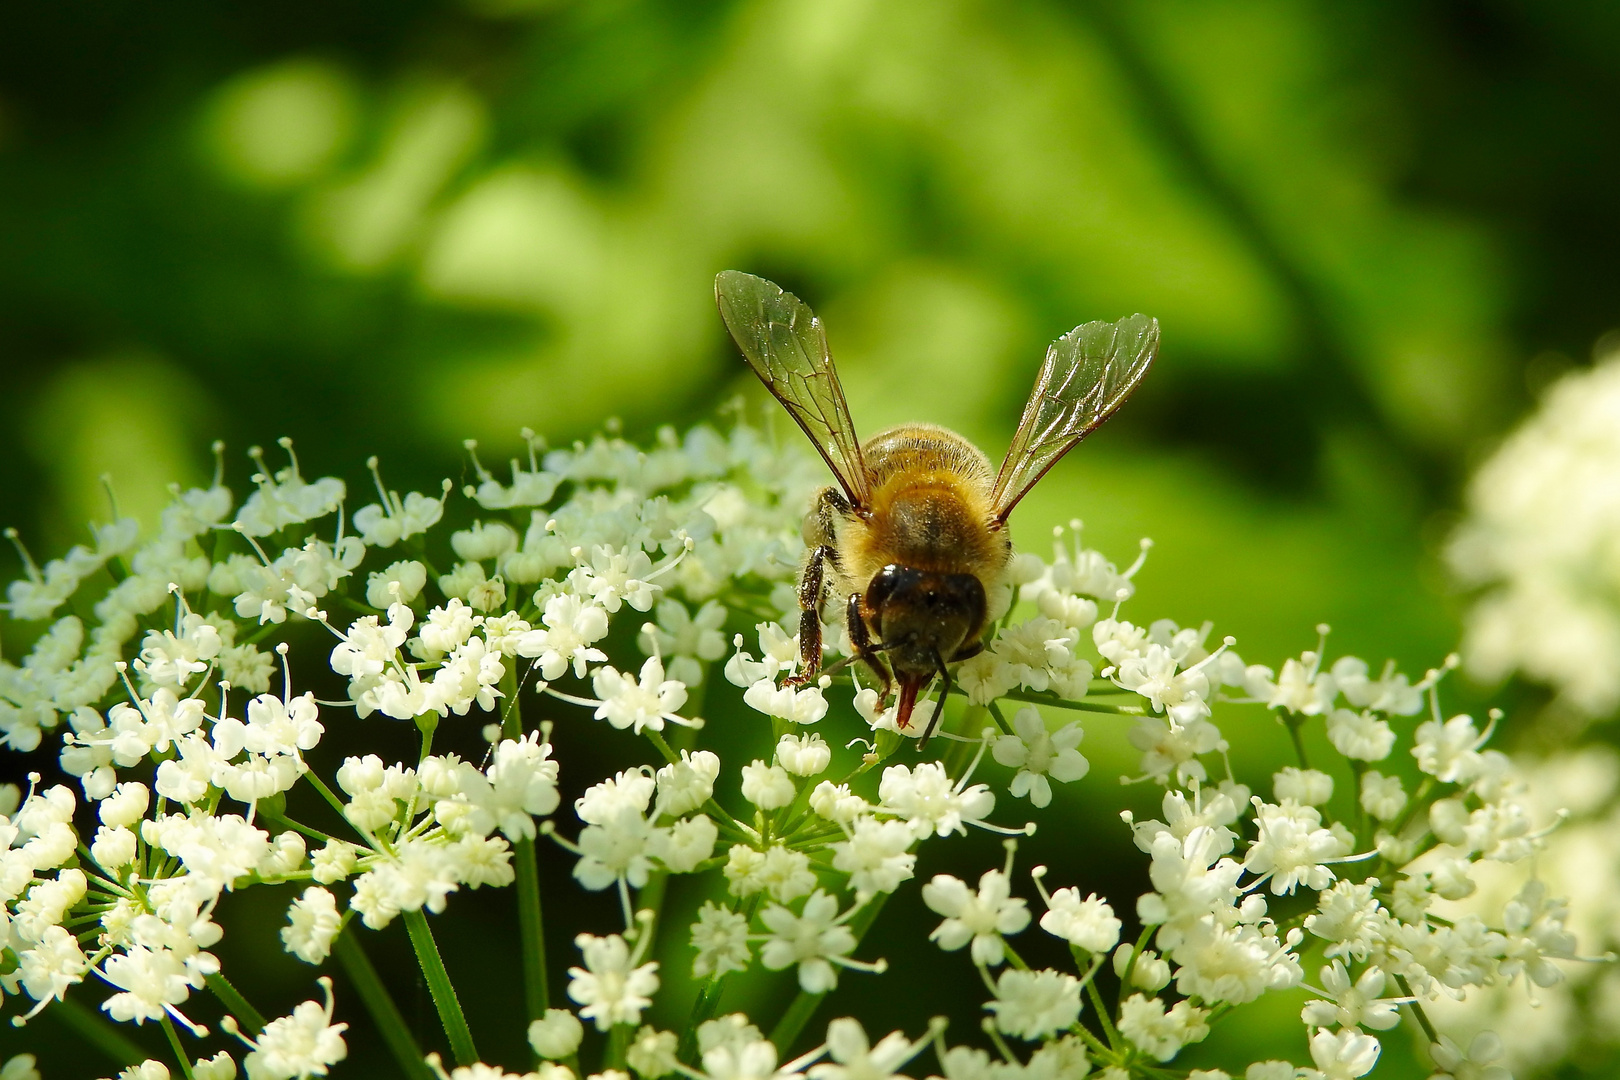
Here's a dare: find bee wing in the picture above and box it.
[990,312,1159,524]
[716,270,872,509]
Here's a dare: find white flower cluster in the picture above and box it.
[0,419,1589,1080]
[1449,347,1620,721]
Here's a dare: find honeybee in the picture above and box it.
[716,270,1158,744]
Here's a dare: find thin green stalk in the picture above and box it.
[1084,974,1120,1050]
[205,971,266,1036]
[1284,716,1310,769]
[515,837,551,1023]
[405,908,479,1066]
[161,1015,195,1080]
[334,929,435,1080]
[502,663,550,1024]
[50,996,148,1066]
[768,992,825,1055]
[1393,973,1440,1044]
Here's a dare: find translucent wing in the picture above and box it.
[990,313,1159,523]
[716,270,872,508]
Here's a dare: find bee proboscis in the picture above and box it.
[716,270,1159,744]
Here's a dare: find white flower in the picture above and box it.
[1448,350,1620,718]
[281,887,340,965]
[639,599,728,686]
[628,1027,680,1079]
[1112,945,1170,992]
[690,901,752,979]
[775,732,831,777]
[1244,800,1350,895]
[459,732,561,841]
[921,870,1030,966]
[1038,888,1120,953]
[724,844,816,903]
[1126,716,1223,784]
[1269,655,1336,716]
[651,814,718,873]
[1412,714,1486,783]
[452,520,520,562]
[1116,994,1209,1062]
[515,594,611,681]
[591,658,694,734]
[656,750,721,817]
[829,818,917,898]
[567,933,660,1031]
[1169,921,1303,1004]
[758,889,869,993]
[740,761,796,810]
[92,824,138,869]
[805,1018,924,1080]
[1357,771,1405,821]
[529,1008,585,1059]
[365,560,428,607]
[1324,709,1394,762]
[1273,768,1333,806]
[877,762,996,839]
[1426,1033,1510,1080]
[990,708,1088,808]
[985,968,1081,1041]
[810,782,872,825]
[193,1052,237,1080]
[1299,961,1401,1032]
[743,679,829,725]
[1304,879,1387,963]
[99,780,151,828]
[239,976,349,1079]
[1302,1028,1379,1080]
[570,546,663,613]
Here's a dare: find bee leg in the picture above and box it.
[917,649,952,750]
[783,545,833,687]
[846,591,891,698]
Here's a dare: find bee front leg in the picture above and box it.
[783,545,832,687]
[846,591,891,699]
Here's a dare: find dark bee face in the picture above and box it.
[865,564,987,680]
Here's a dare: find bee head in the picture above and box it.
[866,564,987,684]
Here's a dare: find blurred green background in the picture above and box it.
[1,0,1617,1075]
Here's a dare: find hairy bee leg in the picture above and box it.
[784,544,833,686]
[846,591,891,698]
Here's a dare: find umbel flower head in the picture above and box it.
[1449,344,1620,721]
[0,418,1593,1080]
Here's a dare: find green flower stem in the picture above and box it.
[768,890,893,1053]
[161,1015,195,1080]
[944,685,1144,715]
[260,809,336,846]
[501,663,551,1024]
[1393,973,1441,1044]
[515,837,551,1023]
[333,928,435,1080]
[768,991,825,1057]
[607,1021,631,1069]
[1083,971,1120,1051]
[205,971,266,1036]
[1284,715,1310,769]
[404,908,479,1067]
[303,770,356,825]
[49,995,148,1067]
